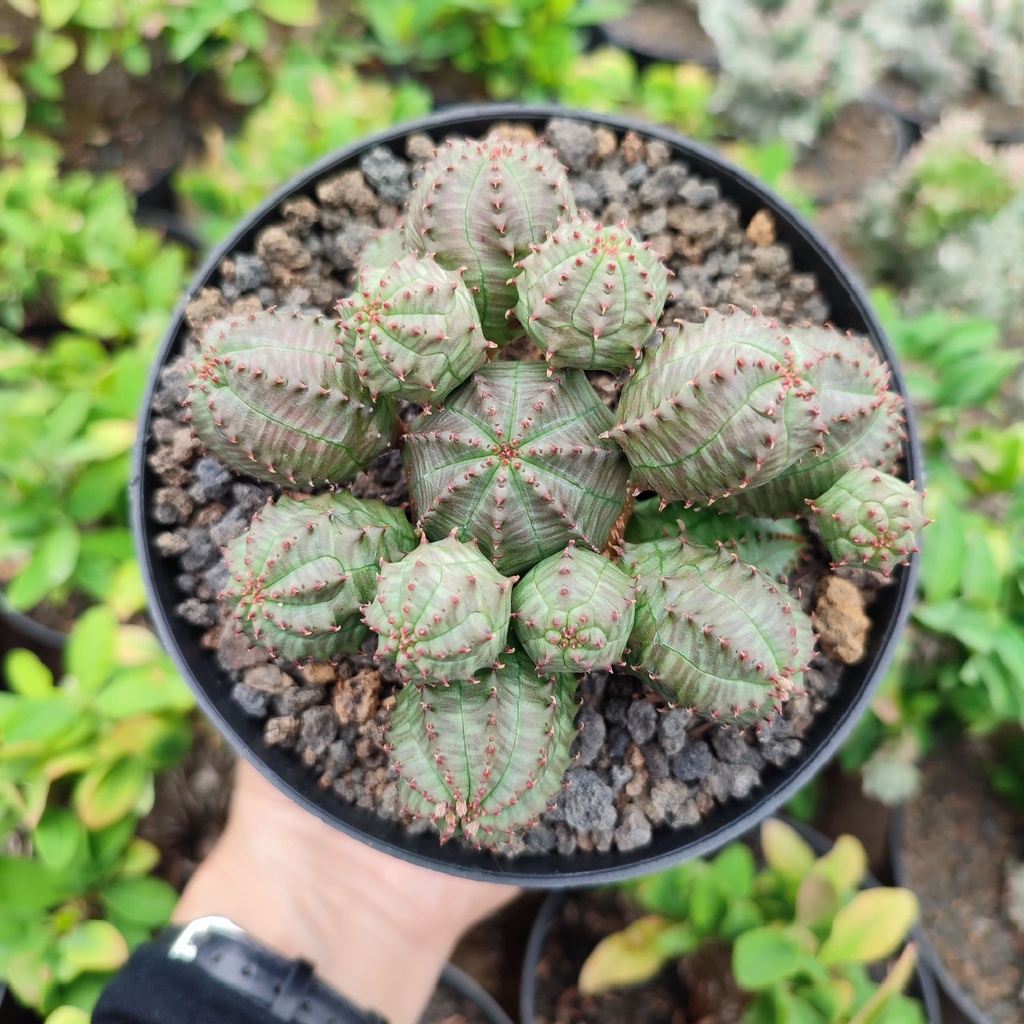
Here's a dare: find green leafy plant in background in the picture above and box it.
[579,819,926,1024]
[556,45,719,141]
[839,291,1024,804]
[852,109,1024,287]
[0,606,195,1020]
[0,0,335,140]
[356,0,624,100]
[0,133,188,342]
[0,137,190,621]
[176,49,431,243]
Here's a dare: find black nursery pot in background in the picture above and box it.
[131,103,923,887]
[519,821,944,1024]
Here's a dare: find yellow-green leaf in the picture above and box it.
[0,67,27,139]
[732,925,802,989]
[46,1007,92,1024]
[760,819,815,882]
[39,0,80,29]
[56,920,129,982]
[810,834,868,897]
[5,648,55,697]
[117,837,161,877]
[796,872,838,929]
[73,758,149,830]
[819,888,919,966]
[578,915,672,994]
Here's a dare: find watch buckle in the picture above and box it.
[168,915,245,963]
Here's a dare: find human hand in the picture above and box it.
[174,759,519,1024]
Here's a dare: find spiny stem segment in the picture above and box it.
[363,534,515,684]
[623,536,816,725]
[387,651,579,847]
[221,492,417,663]
[512,542,637,674]
[184,309,397,489]
[402,361,631,576]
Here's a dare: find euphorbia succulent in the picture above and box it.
[221,491,416,663]
[179,125,928,848]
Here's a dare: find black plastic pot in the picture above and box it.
[520,820,944,1024]
[890,805,996,1024]
[130,102,923,887]
[595,3,719,70]
[439,963,516,1024]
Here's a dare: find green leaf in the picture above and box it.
[0,67,27,139]
[116,837,160,878]
[5,523,81,611]
[732,925,802,990]
[578,915,673,994]
[760,818,816,883]
[711,842,755,898]
[56,920,129,983]
[33,806,85,871]
[65,605,117,693]
[849,943,919,1024]
[2,697,83,750]
[0,855,77,910]
[73,758,149,830]
[4,648,55,697]
[819,889,919,966]
[256,0,319,25]
[39,0,80,28]
[100,876,177,927]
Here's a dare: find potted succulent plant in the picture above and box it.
[520,818,943,1024]
[133,103,926,884]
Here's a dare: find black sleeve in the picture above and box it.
[93,941,286,1024]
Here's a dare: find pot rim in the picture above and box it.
[131,102,923,887]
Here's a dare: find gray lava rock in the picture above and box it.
[360,146,410,204]
[545,118,596,172]
[728,764,761,801]
[671,741,713,781]
[300,705,338,756]
[231,682,269,717]
[639,164,688,206]
[657,709,692,756]
[562,769,617,833]
[272,686,327,716]
[188,458,233,503]
[626,700,657,745]
[572,706,606,768]
[175,598,215,628]
[614,805,652,852]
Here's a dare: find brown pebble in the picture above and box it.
[281,195,318,232]
[243,663,292,694]
[594,126,617,161]
[255,226,311,271]
[302,662,337,686]
[332,668,381,726]
[265,715,301,746]
[621,130,646,165]
[645,140,670,169]
[404,132,436,162]
[231,294,264,316]
[814,575,871,665]
[193,503,227,529]
[315,169,379,213]
[493,122,537,144]
[746,208,776,247]
[186,287,229,330]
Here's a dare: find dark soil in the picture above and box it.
[528,890,744,1024]
[898,743,1024,1024]
[599,3,717,67]
[794,102,907,203]
[421,979,494,1024]
[875,76,1024,143]
[144,115,898,859]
